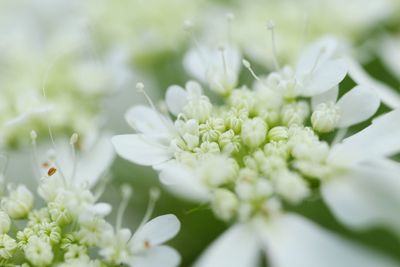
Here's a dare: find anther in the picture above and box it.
[69,133,78,145]
[47,167,57,176]
[242,59,260,81]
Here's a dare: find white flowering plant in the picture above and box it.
[113,36,400,266]
[0,133,181,267]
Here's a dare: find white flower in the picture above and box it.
[292,37,348,97]
[184,43,241,95]
[99,214,181,267]
[1,184,34,219]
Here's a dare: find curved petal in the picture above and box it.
[183,46,208,82]
[75,134,115,187]
[165,85,187,116]
[260,213,399,267]
[329,109,400,166]
[299,59,348,97]
[112,134,172,166]
[125,105,173,135]
[194,224,260,267]
[336,85,380,128]
[131,214,180,249]
[311,86,339,110]
[129,246,180,267]
[347,56,400,109]
[322,160,400,235]
[159,162,210,202]
[297,37,340,73]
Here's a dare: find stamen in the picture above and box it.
[183,19,208,66]
[132,188,160,237]
[116,184,133,231]
[242,59,260,81]
[69,133,79,182]
[267,20,281,71]
[30,130,44,180]
[226,12,235,45]
[218,44,228,76]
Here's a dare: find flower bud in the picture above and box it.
[0,234,17,259]
[241,118,268,148]
[267,126,288,141]
[182,95,212,123]
[211,189,239,221]
[0,211,11,234]
[24,236,54,266]
[281,101,310,126]
[2,185,34,219]
[273,170,310,204]
[311,102,340,133]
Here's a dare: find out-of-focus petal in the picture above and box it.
[112,134,172,166]
[165,85,188,116]
[194,224,260,267]
[322,159,400,235]
[336,85,380,128]
[311,86,339,110]
[260,213,399,267]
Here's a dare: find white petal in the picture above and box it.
[347,56,400,109]
[336,85,380,128]
[311,86,339,110]
[329,109,400,166]
[75,135,115,187]
[89,202,112,216]
[322,160,400,235]
[129,246,180,267]
[132,214,180,249]
[125,105,173,135]
[165,85,187,116]
[297,37,340,72]
[186,80,204,96]
[194,224,260,267]
[183,46,208,82]
[299,59,348,97]
[260,213,398,267]
[112,134,172,166]
[158,161,210,202]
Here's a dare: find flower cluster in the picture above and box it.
[113,37,400,266]
[0,134,180,267]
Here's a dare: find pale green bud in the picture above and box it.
[0,211,11,234]
[272,170,310,204]
[241,118,268,148]
[260,156,287,176]
[182,95,212,123]
[64,244,89,262]
[2,185,34,219]
[199,155,238,187]
[211,189,239,221]
[218,130,241,154]
[0,234,17,259]
[264,141,289,159]
[281,101,310,126]
[24,236,54,266]
[311,102,340,133]
[268,126,288,141]
[228,87,255,112]
[48,200,73,226]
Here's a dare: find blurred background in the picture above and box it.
[1,0,400,266]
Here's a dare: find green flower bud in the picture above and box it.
[0,211,11,234]
[241,118,268,148]
[311,102,340,133]
[2,185,34,219]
